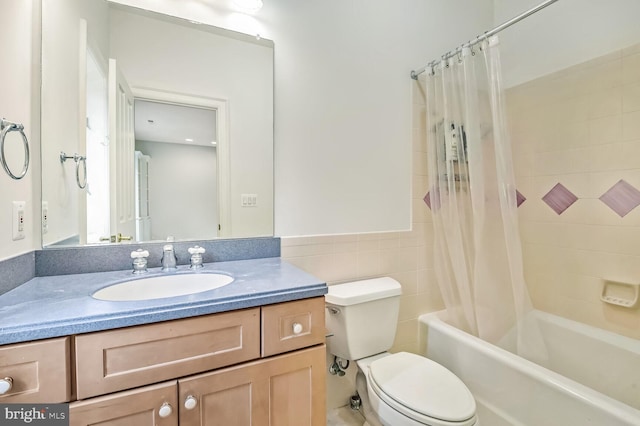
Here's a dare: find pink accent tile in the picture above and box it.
[599,179,640,217]
[423,191,431,210]
[542,183,578,215]
[423,190,440,211]
[426,189,525,210]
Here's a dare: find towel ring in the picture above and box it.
[0,119,30,180]
[76,155,87,189]
[60,151,87,189]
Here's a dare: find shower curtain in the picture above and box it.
[425,36,544,358]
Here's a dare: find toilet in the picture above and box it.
[325,277,478,426]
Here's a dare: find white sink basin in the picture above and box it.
[92,273,234,301]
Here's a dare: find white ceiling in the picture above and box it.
[134,99,217,147]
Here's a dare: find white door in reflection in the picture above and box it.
[109,59,136,241]
[85,48,110,244]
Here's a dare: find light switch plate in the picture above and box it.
[241,194,258,207]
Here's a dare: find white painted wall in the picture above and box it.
[112,0,495,237]
[10,0,640,261]
[1,0,495,261]
[41,0,109,246]
[109,6,273,238]
[495,0,640,88]
[135,140,218,241]
[267,0,494,236]
[0,0,40,261]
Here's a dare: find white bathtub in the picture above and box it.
[419,311,640,426]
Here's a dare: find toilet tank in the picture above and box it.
[325,277,402,361]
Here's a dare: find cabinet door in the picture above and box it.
[179,345,326,426]
[266,345,326,426]
[70,381,178,426]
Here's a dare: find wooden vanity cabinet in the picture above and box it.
[68,297,326,425]
[68,345,325,426]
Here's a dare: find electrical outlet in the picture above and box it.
[12,201,26,241]
[42,201,49,234]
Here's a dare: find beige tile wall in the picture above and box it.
[509,43,640,339]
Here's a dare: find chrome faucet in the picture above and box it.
[161,244,178,271]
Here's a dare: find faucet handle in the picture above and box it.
[131,249,149,274]
[188,246,205,255]
[131,249,149,259]
[188,245,205,269]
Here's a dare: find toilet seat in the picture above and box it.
[368,352,476,426]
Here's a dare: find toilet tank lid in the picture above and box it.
[325,277,402,306]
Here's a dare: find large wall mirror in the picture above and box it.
[41,0,274,247]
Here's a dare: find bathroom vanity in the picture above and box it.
[0,257,327,425]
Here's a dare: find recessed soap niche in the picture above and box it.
[601,280,639,308]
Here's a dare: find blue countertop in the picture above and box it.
[0,258,327,345]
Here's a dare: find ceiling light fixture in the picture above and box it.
[185,138,194,142]
[233,0,263,13]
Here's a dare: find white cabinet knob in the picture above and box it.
[184,395,198,410]
[0,377,13,395]
[158,402,173,418]
[292,322,303,335]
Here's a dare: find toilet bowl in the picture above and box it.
[325,278,478,426]
[357,352,477,426]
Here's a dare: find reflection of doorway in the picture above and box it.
[132,94,227,240]
[85,47,109,244]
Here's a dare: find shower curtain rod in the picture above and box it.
[410,0,560,80]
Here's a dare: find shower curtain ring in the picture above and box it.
[429,62,436,76]
[479,31,489,50]
[443,52,451,68]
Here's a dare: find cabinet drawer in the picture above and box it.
[0,337,71,403]
[261,297,325,357]
[75,308,260,399]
